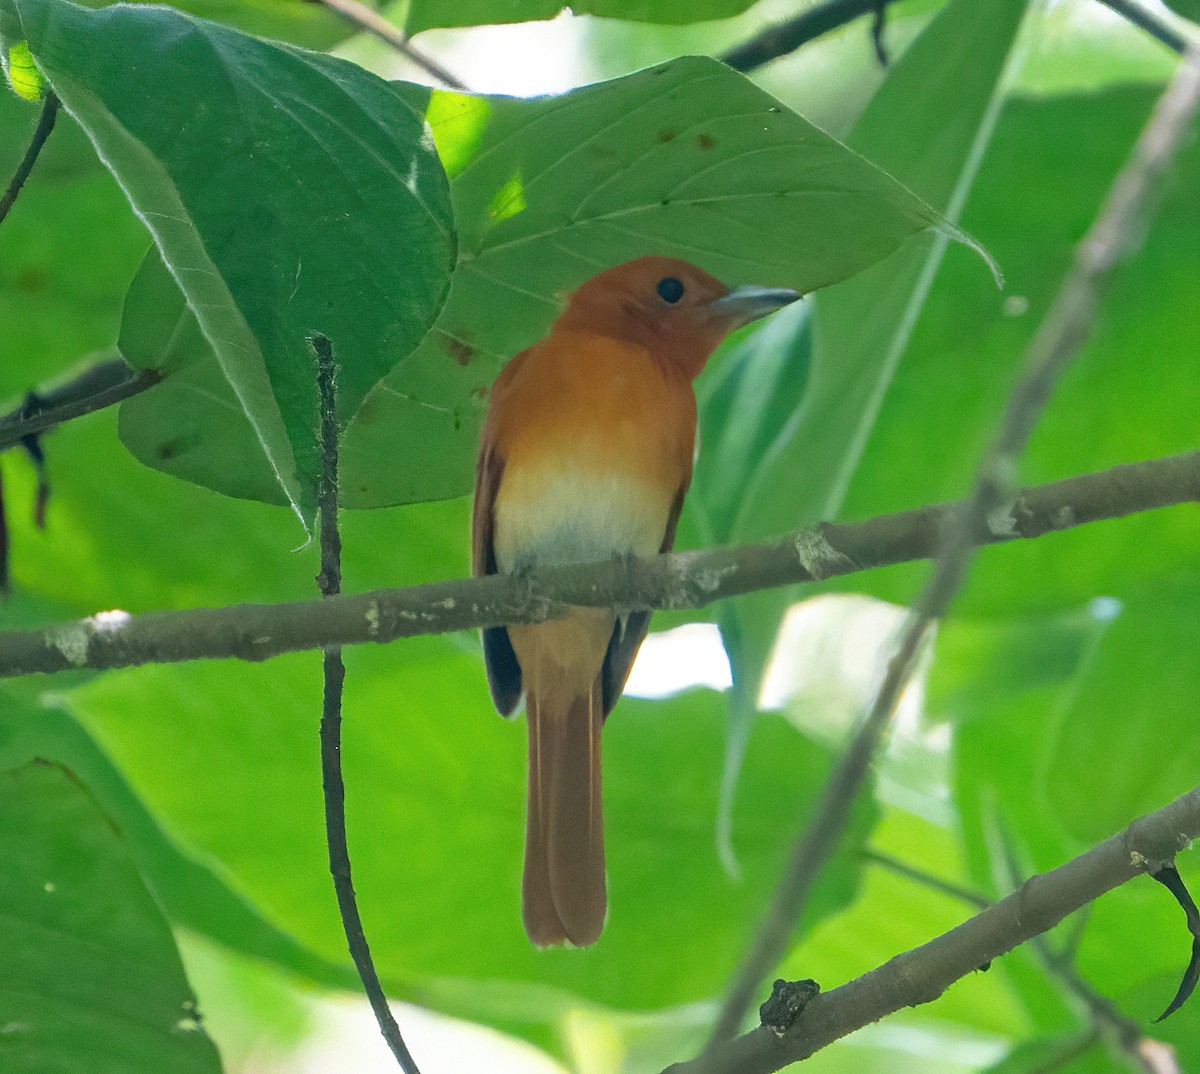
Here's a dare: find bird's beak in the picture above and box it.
[707,285,800,327]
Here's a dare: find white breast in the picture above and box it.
[493,461,672,573]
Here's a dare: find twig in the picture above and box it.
[1098,0,1194,56]
[0,357,160,451]
[314,0,469,90]
[0,93,59,227]
[861,849,990,910]
[662,787,1200,1074]
[312,335,422,1074]
[0,448,1196,678]
[870,0,890,66]
[699,43,1200,1053]
[720,0,900,73]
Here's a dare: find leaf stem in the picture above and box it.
[0,93,59,228]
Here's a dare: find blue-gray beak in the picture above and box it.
[707,284,801,327]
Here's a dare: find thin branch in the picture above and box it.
[661,787,1200,1074]
[314,0,469,90]
[0,93,59,227]
[1098,0,1195,56]
[0,357,160,451]
[861,849,990,910]
[717,0,1193,76]
[0,448,1196,678]
[312,335,422,1074]
[720,0,901,73]
[699,43,1200,1054]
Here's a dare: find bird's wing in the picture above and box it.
[599,484,686,717]
[473,438,523,716]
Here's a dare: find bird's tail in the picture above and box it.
[523,675,606,947]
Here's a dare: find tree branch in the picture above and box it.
[720,0,900,72]
[0,92,59,228]
[0,356,160,451]
[717,0,1192,76]
[661,787,1200,1074]
[1098,0,1196,57]
[313,0,469,90]
[0,450,1195,679]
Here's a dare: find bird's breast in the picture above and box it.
[487,331,696,573]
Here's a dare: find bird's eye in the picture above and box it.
[656,277,685,304]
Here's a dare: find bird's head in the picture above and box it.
[554,256,800,380]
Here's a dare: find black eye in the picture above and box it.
[656,276,685,304]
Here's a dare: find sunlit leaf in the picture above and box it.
[344,53,967,506]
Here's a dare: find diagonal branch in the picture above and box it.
[697,41,1200,1055]
[314,0,469,90]
[661,787,1200,1074]
[0,449,1196,679]
[0,356,160,452]
[720,0,900,72]
[717,0,1191,76]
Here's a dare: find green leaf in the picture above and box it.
[74,0,355,50]
[65,641,870,1015]
[404,0,759,35]
[0,760,222,1074]
[0,686,355,993]
[8,0,454,521]
[343,53,963,507]
[3,37,41,98]
[690,0,1029,864]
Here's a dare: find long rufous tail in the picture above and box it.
[523,677,606,947]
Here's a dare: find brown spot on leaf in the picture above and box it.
[658,128,677,143]
[14,266,46,292]
[697,133,716,151]
[446,337,476,366]
[156,438,185,461]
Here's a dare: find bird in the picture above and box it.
[472,256,799,947]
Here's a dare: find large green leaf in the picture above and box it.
[404,0,760,35]
[65,640,872,1016]
[0,759,222,1074]
[74,0,353,49]
[0,686,355,991]
[342,53,965,506]
[4,0,454,521]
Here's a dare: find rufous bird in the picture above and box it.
[473,256,799,947]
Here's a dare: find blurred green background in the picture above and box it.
[1,0,1198,1071]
